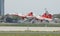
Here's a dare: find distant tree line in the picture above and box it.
[53,14,60,19]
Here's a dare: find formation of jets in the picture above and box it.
[10,9,54,23]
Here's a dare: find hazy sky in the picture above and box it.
[5,0,60,16]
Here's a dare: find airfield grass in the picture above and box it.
[0,23,60,27]
[0,33,60,36]
[0,32,60,36]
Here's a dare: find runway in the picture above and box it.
[0,26,60,31]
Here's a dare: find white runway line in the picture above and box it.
[0,26,60,31]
